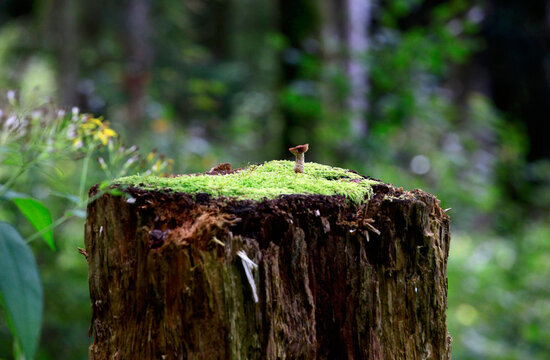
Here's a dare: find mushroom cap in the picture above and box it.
[288,144,309,155]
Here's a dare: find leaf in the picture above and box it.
[0,222,43,360]
[12,198,55,250]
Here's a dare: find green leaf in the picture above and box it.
[12,198,55,250]
[0,222,43,360]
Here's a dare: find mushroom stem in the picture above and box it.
[294,153,305,173]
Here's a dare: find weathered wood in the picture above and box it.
[85,182,451,359]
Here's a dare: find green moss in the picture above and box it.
[114,160,379,203]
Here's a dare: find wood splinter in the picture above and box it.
[78,247,88,260]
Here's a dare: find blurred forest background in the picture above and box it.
[0,0,550,358]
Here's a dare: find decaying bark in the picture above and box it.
[85,181,451,359]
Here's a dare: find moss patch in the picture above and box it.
[114,160,379,203]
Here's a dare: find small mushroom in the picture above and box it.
[289,144,309,173]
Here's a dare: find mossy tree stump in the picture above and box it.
[85,161,451,359]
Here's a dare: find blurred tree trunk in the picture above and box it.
[229,0,281,160]
[195,0,230,59]
[484,0,550,160]
[320,0,348,139]
[320,0,371,158]
[58,0,79,107]
[124,0,152,130]
[85,182,452,359]
[344,0,370,136]
[277,0,321,156]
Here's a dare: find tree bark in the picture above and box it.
[85,182,451,359]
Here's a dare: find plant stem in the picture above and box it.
[79,148,93,201]
[25,184,112,244]
[26,213,72,243]
[0,167,27,199]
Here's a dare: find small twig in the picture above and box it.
[78,247,88,260]
[211,236,225,247]
[365,222,381,235]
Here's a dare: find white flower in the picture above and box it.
[4,116,17,130]
[7,90,15,102]
[98,157,107,170]
[72,106,79,115]
[124,156,138,167]
[67,124,77,139]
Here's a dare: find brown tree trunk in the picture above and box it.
[277,0,321,157]
[343,0,370,136]
[85,182,451,359]
[57,0,79,107]
[123,0,152,129]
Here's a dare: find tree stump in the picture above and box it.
[85,161,451,359]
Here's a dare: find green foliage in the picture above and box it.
[116,160,377,203]
[12,198,55,250]
[0,95,173,359]
[448,225,550,359]
[0,222,43,360]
